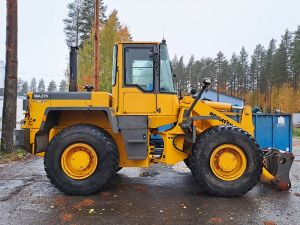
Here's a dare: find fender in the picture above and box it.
[35,107,119,154]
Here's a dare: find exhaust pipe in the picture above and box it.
[69,46,78,92]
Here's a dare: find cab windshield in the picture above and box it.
[160,44,176,93]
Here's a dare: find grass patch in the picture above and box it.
[0,149,31,164]
[293,128,300,137]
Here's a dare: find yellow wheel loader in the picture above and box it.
[14,41,293,197]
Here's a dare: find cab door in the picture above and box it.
[121,44,157,115]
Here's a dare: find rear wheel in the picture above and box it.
[44,124,119,195]
[190,125,262,197]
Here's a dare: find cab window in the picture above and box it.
[160,44,176,93]
[112,45,118,86]
[124,47,154,92]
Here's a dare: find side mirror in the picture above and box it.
[84,85,94,92]
[202,78,211,87]
[190,89,197,95]
[173,74,178,85]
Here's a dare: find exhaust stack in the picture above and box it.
[69,46,78,92]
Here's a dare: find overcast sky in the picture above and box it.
[0,0,299,83]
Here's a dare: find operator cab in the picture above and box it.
[112,41,179,117]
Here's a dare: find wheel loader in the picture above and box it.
[14,41,293,197]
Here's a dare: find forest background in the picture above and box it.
[18,0,300,113]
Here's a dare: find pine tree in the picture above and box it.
[238,47,249,95]
[47,80,57,92]
[283,30,293,82]
[228,53,239,96]
[291,26,300,91]
[263,39,276,111]
[249,44,265,105]
[172,56,186,93]
[63,0,82,47]
[63,0,106,47]
[37,79,46,92]
[20,81,29,96]
[59,79,68,92]
[193,59,204,90]
[215,51,228,94]
[171,55,185,93]
[30,77,37,92]
[203,58,216,89]
[271,35,291,87]
[186,55,195,90]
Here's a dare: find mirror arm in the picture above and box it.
[184,79,211,118]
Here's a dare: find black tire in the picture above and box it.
[184,157,191,169]
[44,124,119,195]
[190,125,262,197]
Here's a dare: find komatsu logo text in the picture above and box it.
[209,112,233,125]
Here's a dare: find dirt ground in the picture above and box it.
[0,138,299,225]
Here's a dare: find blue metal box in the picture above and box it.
[253,114,293,152]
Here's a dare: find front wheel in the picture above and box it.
[183,158,191,169]
[190,125,262,197]
[44,124,119,195]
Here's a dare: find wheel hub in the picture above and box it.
[210,144,247,181]
[70,151,91,170]
[61,143,98,180]
[218,152,238,172]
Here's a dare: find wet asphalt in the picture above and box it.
[0,138,300,225]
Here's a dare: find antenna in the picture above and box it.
[162,25,165,41]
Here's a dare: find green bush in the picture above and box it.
[293,128,300,137]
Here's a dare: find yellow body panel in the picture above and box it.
[123,91,156,114]
[156,94,179,115]
[148,116,178,128]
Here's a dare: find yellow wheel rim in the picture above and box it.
[210,144,247,181]
[61,143,98,180]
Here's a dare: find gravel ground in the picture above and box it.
[0,138,299,225]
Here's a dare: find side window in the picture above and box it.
[125,48,154,92]
[112,45,118,86]
[160,44,177,93]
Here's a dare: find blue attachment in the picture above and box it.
[252,114,293,152]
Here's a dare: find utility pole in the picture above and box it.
[94,0,100,91]
[1,0,18,153]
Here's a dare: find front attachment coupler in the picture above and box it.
[261,150,294,191]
